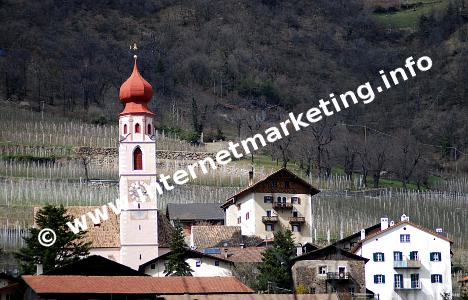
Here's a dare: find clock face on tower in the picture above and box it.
[128,180,148,203]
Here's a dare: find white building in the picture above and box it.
[138,249,233,277]
[222,168,320,244]
[353,215,453,300]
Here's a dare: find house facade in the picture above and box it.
[139,249,233,277]
[291,245,367,295]
[222,168,320,244]
[353,215,453,300]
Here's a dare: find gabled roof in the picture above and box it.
[191,226,263,249]
[138,249,233,272]
[221,168,320,209]
[291,245,369,263]
[45,255,146,276]
[332,223,381,247]
[351,220,453,253]
[209,247,266,263]
[167,203,224,221]
[22,275,254,295]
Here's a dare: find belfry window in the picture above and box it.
[135,123,141,133]
[133,147,143,170]
[123,124,128,134]
[147,124,152,135]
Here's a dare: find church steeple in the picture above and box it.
[119,55,154,116]
[118,55,159,270]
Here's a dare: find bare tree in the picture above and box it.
[357,133,389,188]
[310,119,336,177]
[390,131,423,190]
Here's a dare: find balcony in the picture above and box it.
[289,216,305,223]
[394,260,422,269]
[262,216,279,223]
[395,282,422,290]
[326,272,350,280]
[273,202,293,209]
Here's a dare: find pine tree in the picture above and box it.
[256,230,296,293]
[164,223,193,276]
[15,205,90,275]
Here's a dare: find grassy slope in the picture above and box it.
[372,1,448,29]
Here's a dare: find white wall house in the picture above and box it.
[139,250,233,277]
[222,168,320,244]
[353,215,452,300]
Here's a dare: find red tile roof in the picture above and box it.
[22,276,254,295]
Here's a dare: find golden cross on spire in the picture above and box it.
[130,42,138,51]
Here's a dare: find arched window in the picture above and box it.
[133,147,143,170]
[147,124,152,135]
[123,124,128,134]
[135,123,141,133]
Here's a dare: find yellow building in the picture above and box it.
[222,168,320,244]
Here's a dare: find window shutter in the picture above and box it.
[382,275,385,283]
[382,253,385,261]
[374,275,378,284]
[440,275,443,283]
[431,275,435,283]
[430,253,434,261]
[373,253,377,261]
[438,252,441,261]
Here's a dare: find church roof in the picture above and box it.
[119,56,154,116]
[33,207,173,248]
[166,203,224,221]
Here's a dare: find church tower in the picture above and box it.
[118,55,158,270]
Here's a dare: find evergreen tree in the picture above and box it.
[164,223,193,276]
[15,205,90,275]
[256,230,296,293]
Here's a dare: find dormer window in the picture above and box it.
[135,123,141,133]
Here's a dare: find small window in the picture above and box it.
[431,274,443,283]
[291,197,300,204]
[214,260,220,267]
[393,251,403,261]
[266,210,272,217]
[292,224,301,232]
[147,124,152,134]
[123,124,128,134]
[394,274,403,288]
[292,211,298,217]
[196,260,201,267]
[430,252,441,262]
[138,225,141,230]
[318,266,327,275]
[276,196,281,203]
[271,180,277,187]
[265,224,274,231]
[264,196,273,203]
[246,212,249,220]
[409,251,419,261]
[373,252,385,262]
[150,263,156,270]
[348,287,355,295]
[374,274,385,284]
[411,274,420,288]
[133,147,143,170]
[135,123,141,133]
[237,217,241,224]
[284,181,290,188]
[400,234,410,243]
[282,197,286,203]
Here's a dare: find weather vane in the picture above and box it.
[130,42,138,60]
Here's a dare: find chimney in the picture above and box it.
[360,229,366,240]
[401,214,409,222]
[390,220,395,227]
[240,243,245,249]
[248,169,254,186]
[381,217,389,231]
[224,247,228,259]
[36,263,43,275]
[436,228,443,234]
